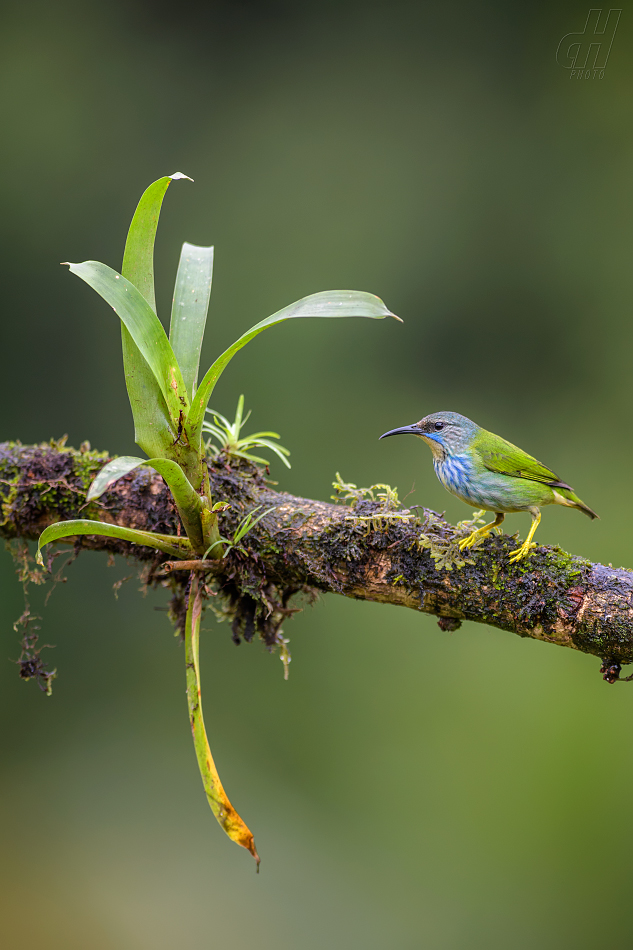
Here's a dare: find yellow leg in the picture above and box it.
[458,512,505,551]
[508,509,541,564]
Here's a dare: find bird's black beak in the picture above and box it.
[379,423,422,440]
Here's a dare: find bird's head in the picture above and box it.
[379,411,478,459]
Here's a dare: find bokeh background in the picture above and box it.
[1,1,632,946]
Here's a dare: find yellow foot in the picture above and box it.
[458,528,493,551]
[508,541,537,564]
[458,530,481,551]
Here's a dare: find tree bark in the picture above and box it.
[2,439,632,682]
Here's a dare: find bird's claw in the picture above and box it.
[459,525,497,551]
[508,541,537,564]
[458,531,479,551]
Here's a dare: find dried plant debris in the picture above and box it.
[6,540,61,692]
[13,606,56,695]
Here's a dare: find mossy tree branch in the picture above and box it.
[2,440,632,682]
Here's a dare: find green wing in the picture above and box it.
[476,429,571,489]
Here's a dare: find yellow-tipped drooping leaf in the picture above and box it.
[170,243,214,402]
[187,290,400,451]
[185,574,260,866]
[37,520,193,565]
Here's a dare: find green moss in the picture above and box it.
[0,475,19,530]
[4,440,629,669]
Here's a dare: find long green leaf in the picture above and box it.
[66,262,189,425]
[119,335,176,459]
[120,173,191,458]
[187,290,399,449]
[37,520,193,565]
[87,456,205,550]
[122,172,192,311]
[170,243,214,401]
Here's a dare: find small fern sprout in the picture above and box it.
[203,395,291,468]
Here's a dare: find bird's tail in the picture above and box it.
[555,487,599,520]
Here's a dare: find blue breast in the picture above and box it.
[433,453,500,509]
[434,454,473,497]
[433,452,529,512]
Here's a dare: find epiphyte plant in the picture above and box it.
[35,173,400,866]
[203,394,292,469]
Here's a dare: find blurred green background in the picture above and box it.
[1,1,633,946]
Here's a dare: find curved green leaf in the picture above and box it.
[120,173,192,459]
[86,456,205,550]
[145,457,205,550]
[170,243,214,401]
[122,172,191,312]
[37,520,193,565]
[86,456,147,502]
[246,439,291,468]
[66,261,189,425]
[187,290,399,449]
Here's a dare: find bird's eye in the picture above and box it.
[434,422,444,431]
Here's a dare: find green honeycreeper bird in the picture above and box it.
[379,411,598,563]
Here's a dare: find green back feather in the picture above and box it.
[473,428,598,519]
[474,429,569,487]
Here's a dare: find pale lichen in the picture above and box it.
[416,510,490,572]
